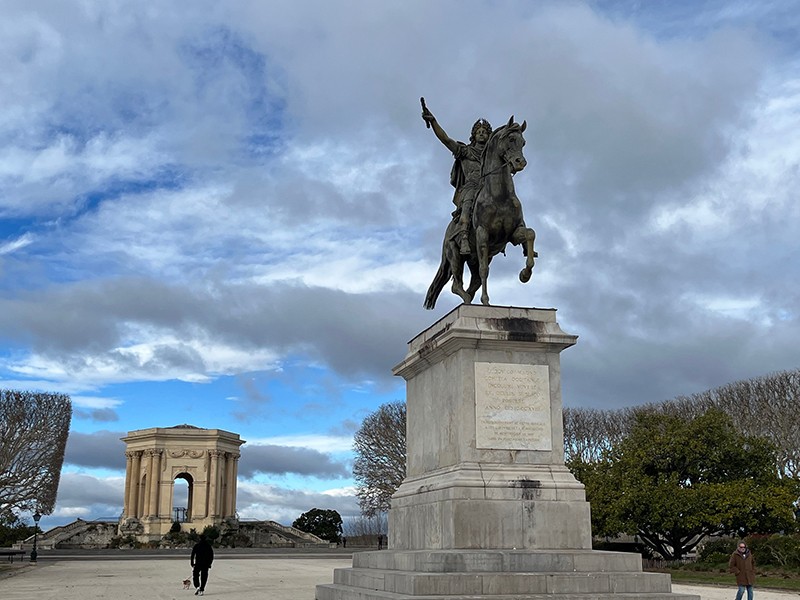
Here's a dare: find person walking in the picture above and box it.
[729,540,756,600]
[190,534,214,596]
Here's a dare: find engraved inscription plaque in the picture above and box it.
[475,362,552,450]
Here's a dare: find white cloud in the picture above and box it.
[0,233,35,255]
[236,480,359,523]
[4,334,281,389]
[71,396,123,410]
[247,434,353,454]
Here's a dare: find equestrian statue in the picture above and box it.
[421,98,537,309]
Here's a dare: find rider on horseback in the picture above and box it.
[421,101,491,255]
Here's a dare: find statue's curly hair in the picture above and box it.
[470,118,492,143]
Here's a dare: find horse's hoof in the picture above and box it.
[519,269,532,283]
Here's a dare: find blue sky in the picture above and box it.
[1,0,800,528]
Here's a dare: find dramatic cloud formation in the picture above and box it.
[64,431,127,470]
[238,444,350,479]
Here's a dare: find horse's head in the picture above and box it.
[492,115,527,174]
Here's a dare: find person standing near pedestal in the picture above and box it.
[190,534,214,596]
[729,541,756,600]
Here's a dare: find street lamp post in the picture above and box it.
[30,510,41,563]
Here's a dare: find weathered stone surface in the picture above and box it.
[317,549,699,600]
[389,305,587,552]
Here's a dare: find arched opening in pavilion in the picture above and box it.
[173,472,194,522]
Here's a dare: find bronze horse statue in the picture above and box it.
[424,116,536,309]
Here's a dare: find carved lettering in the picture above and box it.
[475,362,552,450]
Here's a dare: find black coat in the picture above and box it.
[191,540,214,568]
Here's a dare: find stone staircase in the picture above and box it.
[237,520,333,547]
[14,519,119,550]
[316,549,699,600]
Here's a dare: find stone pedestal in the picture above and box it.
[317,305,698,600]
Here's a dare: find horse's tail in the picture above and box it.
[424,259,451,310]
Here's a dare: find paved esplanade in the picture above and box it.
[1,557,797,600]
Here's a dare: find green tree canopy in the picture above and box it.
[573,408,798,560]
[0,508,37,547]
[292,508,342,543]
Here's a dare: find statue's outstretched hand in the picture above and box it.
[420,97,435,128]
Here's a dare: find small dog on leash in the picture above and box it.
[182,578,192,589]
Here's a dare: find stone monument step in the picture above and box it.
[317,583,699,600]
[334,568,673,596]
[352,550,644,574]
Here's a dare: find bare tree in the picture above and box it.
[563,406,631,464]
[706,370,800,478]
[342,513,388,537]
[0,390,72,514]
[353,401,406,516]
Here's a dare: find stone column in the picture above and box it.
[147,449,162,518]
[123,451,134,517]
[221,453,230,517]
[220,453,229,517]
[226,453,240,517]
[208,450,222,518]
[125,451,142,518]
[142,451,153,517]
[132,451,142,517]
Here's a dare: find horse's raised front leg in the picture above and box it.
[512,226,536,283]
[475,225,491,305]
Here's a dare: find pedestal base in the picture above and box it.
[316,549,699,600]
[390,463,591,550]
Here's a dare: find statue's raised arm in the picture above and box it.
[421,98,492,256]
[421,97,460,155]
[422,102,537,309]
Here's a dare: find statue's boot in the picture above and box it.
[459,231,470,255]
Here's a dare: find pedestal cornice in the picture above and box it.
[393,305,578,380]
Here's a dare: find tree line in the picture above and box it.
[564,368,800,478]
[561,369,800,559]
[569,408,797,559]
